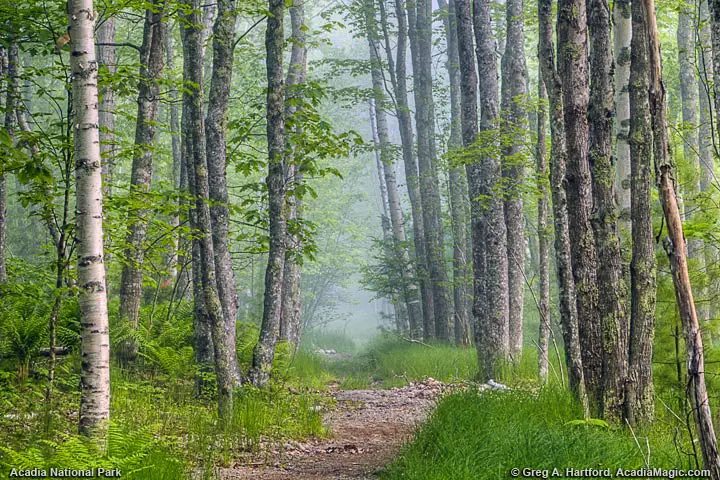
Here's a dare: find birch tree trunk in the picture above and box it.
[97,17,115,199]
[588,0,628,422]
[439,0,471,346]
[613,0,631,229]
[641,0,720,473]
[538,0,587,412]
[280,0,308,351]
[558,0,602,414]
[118,4,166,363]
[182,0,233,418]
[69,0,110,443]
[537,71,550,382]
[474,0,509,378]
[166,29,183,283]
[409,0,453,341]
[500,0,527,360]
[206,0,241,382]
[626,0,657,424]
[0,45,12,284]
[249,0,287,387]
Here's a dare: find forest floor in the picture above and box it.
[219,378,446,479]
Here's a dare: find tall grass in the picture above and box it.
[383,389,689,480]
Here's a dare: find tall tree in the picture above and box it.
[538,0,587,411]
[588,0,628,421]
[613,0,631,227]
[280,0,308,350]
[0,45,13,284]
[500,0,527,360]
[537,71,550,382]
[409,0,453,340]
[206,0,241,382]
[626,0,657,424]
[558,0,602,413]
[365,0,422,336]
[118,4,166,362]
[379,0,432,339]
[473,0,509,378]
[642,0,720,474]
[97,17,116,199]
[249,0,287,387]
[439,0,471,345]
[182,0,234,417]
[69,0,110,444]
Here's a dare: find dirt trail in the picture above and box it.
[220,378,445,479]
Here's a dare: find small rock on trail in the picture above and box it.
[219,378,447,479]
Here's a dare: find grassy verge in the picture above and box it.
[382,388,695,480]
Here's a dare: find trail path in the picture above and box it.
[220,378,445,479]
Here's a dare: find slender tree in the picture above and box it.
[206,0,241,382]
[118,4,166,362]
[538,0,587,411]
[558,0,602,413]
[0,45,13,284]
[249,0,287,387]
[500,0,527,360]
[588,0,628,421]
[97,17,116,199]
[537,71,550,381]
[626,0,657,424]
[69,0,110,443]
[613,0,631,227]
[473,0,509,378]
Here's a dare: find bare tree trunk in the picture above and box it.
[166,31,182,282]
[381,0,431,340]
[699,0,715,324]
[118,5,166,363]
[538,0,588,412]
[613,0,631,229]
[0,45,12,284]
[439,0,471,346]
[280,0,308,351]
[182,0,233,418]
[626,0,657,425]
[409,0,453,341]
[558,0,602,414]
[206,0,241,383]
[249,0,286,387]
[473,0,509,378]
[97,17,116,199]
[69,0,110,445]
[641,0,720,473]
[500,0,527,361]
[537,71,550,382]
[588,0,629,422]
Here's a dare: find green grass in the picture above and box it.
[382,388,694,480]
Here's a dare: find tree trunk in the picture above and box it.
[280,0,308,351]
[382,0,431,340]
[439,0,471,346]
[473,0,509,379]
[500,0,527,361]
[69,0,111,445]
[538,0,588,412]
[699,0,715,324]
[613,0,631,229]
[365,0,421,338]
[558,0,602,414]
[537,71,550,382]
[588,0,628,422]
[166,31,182,283]
[0,45,12,284]
[118,5,166,363]
[409,0,453,341]
[626,0,657,425]
[249,0,287,387]
[182,0,233,418]
[97,17,116,199]
[206,0,241,383]
[644,0,720,473]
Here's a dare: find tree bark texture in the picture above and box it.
[613,0,631,227]
[97,17,116,199]
[69,0,111,444]
[473,0,509,379]
[537,71,550,382]
[206,0,241,382]
[250,0,287,388]
[500,0,527,360]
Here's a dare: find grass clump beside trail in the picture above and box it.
[383,389,691,480]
